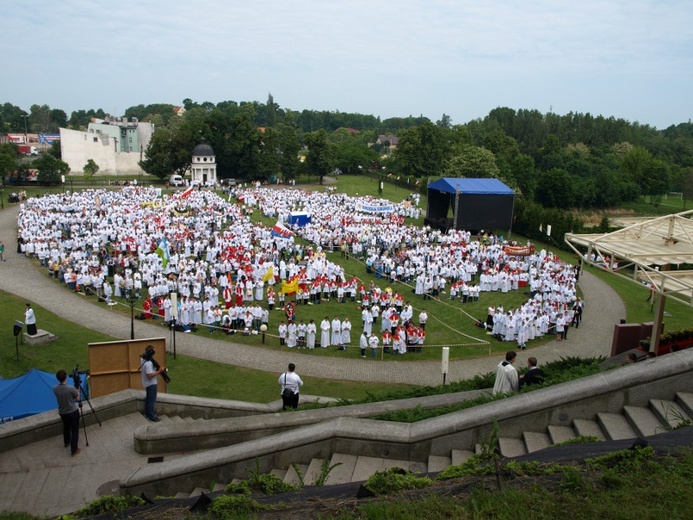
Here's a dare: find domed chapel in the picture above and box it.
[190,138,217,186]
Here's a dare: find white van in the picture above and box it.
[169,174,184,187]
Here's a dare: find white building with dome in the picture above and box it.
[190,139,217,186]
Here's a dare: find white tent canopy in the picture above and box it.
[566,209,693,351]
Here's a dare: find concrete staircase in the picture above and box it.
[495,392,693,458]
[170,452,431,498]
[146,391,693,499]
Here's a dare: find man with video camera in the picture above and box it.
[53,369,81,456]
[140,345,167,422]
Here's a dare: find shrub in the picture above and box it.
[73,495,146,517]
[208,494,264,519]
[364,467,432,495]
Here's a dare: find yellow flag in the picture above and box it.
[281,277,299,295]
[262,265,274,283]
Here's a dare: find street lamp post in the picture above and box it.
[21,115,29,143]
[127,294,138,340]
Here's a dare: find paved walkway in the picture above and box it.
[0,202,625,386]
[0,199,626,518]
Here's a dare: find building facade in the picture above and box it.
[59,117,154,175]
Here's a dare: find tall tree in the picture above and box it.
[304,129,335,183]
[443,145,499,178]
[0,153,16,184]
[394,122,448,179]
[33,153,69,185]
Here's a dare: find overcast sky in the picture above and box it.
[2,0,691,129]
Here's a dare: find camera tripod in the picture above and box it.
[72,368,102,446]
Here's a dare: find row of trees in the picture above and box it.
[3,97,692,209]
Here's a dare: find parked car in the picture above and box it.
[169,174,184,187]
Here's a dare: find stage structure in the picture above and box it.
[425,178,515,233]
[566,209,693,353]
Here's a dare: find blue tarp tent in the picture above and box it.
[287,211,312,227]
[426,178,515,232]
[0,369,60,423]
[427,177,514,195]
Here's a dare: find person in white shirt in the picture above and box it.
[278,363,303,410]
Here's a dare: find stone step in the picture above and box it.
[189,487,207,497]
[547,425,577,445]
[324,453,357,485]
[351,456,386,482]
[427,455,452,473]
[158,415,173,424]
[573,419,607,441]
[270,468,287,480]
[474,443,484,455]
[407,460,428,475]
[597,412,637,441]
[283,464,308,485]
[211,482,225,492]
[169,415,185,424]
[174,491,189,499]
[523,431,551,453]
[303,458,326,486]
[382,458,416,473]
[498,437,527,458]
[184,416,196,423]
[451,449,474,466]
[623,406,664,437]
[675,392,693,417]
[652,399,692,430]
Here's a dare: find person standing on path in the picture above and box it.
[492,351,519,395]
[53,369,81,457]
[140,345,164,422]
[279,363,303,410]
[0,240,5,261]
[24,303,37,335]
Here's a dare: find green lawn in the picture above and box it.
[3,179,691,403]
[0,291,414,402]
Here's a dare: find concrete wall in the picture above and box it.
[59,124,152,175]
[120,349,693,497]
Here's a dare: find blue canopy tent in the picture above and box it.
[287,211,312,227]
[425,178,515,233]
[0,369,61,423]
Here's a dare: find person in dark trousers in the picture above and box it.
[140,345,164,422]
[519,357,546,388]
[24,303,37,336]
[278,363,303,410]
[53,369,81,456]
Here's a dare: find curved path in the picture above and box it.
[0,203,625,386]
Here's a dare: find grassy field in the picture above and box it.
[0,292,414,403]
[2,178,691,403]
